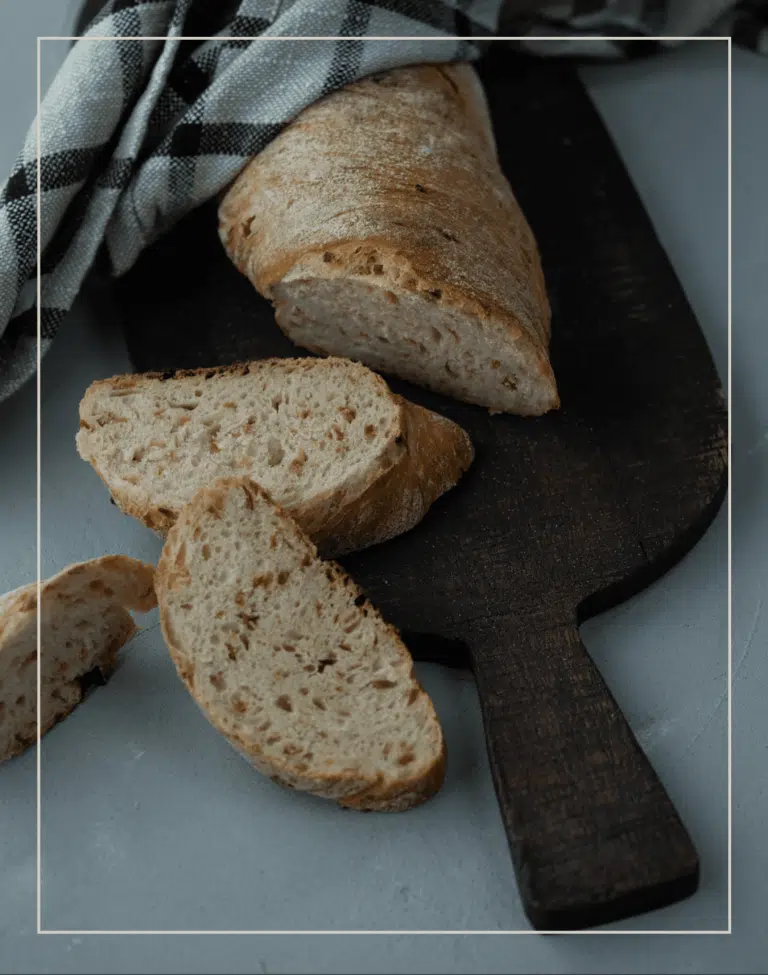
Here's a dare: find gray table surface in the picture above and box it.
[0,5,764,973]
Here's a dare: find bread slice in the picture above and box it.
[155,476,446,811]
[76,357,473,556]
[219,63,559,416]
[0,556,156,762]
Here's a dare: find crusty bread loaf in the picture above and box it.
[219,63,558,416]
[0,556,156,762]
[76,357,472,556]
[156,477,446,811]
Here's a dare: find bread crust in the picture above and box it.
[218,63,558,415]
[155,477,446,811]
[77,358,473,555]
[0,556,156,761]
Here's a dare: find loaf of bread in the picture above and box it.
[219,63,558,416]
[76,357,472,556]
[156,477,446,811]
[0,556,156,761]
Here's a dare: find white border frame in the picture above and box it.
[35,33,732,937]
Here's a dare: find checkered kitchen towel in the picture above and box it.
[0,0,764,402]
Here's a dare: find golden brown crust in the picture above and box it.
[218,62,558,413]
[155,477,446,810]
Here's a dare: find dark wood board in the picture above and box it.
[104,52,727,930]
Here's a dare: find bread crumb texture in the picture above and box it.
[156,477,446,811]
[76,357,473,554]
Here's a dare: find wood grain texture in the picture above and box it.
[109,53,727,929]
[468,615,699,930]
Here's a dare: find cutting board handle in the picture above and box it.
[463,614,699,930]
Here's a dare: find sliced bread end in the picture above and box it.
[0,556,156,762]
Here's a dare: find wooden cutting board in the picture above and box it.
[108,52,727,930]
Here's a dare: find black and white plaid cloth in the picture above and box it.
[0,0,764,402]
